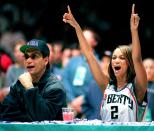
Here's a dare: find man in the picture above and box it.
[62,28,100,118]
[81,50,111,120]
[143,58,154,121]
[0,39,67,122]
[5,39,26,86]
[82,80,103,120]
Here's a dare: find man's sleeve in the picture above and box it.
[23,81,66,121]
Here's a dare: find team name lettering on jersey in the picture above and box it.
[107,94,133,110]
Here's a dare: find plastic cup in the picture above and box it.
[62,107,74,121]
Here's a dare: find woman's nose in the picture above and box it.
[115,58,120,63]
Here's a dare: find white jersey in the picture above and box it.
[100,82,146,122]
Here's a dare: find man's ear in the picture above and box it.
[44,57,49,66]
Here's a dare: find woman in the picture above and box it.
[63,4,147,122]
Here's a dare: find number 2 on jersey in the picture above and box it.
[111,106,118,119]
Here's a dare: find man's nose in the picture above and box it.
[26,58,33,63]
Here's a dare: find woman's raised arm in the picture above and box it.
[63,6,109,92]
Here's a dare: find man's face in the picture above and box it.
[83,30,97,48]
[24,49,48,77]
[14,44,25,64]
[143,59,154,81]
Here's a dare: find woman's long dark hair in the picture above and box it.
[108,45,136,86]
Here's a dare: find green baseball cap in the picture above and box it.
[20,39,50,57]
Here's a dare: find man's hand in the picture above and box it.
[19,72,33,90]
[69,95,84,113]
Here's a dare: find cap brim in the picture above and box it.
[20,45,39,53]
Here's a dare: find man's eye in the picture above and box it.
[31,54,37,59]
[24,54,29,59]
[24,54,38,59]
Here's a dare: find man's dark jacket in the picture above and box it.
[0,69,67,122]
